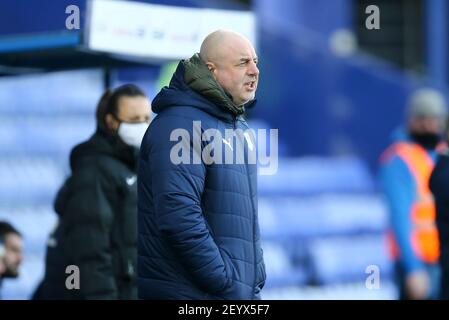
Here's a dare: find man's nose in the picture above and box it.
[248,61,259,77]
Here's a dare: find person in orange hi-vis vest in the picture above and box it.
[380,88,447,300]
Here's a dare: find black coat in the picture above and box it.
[429,153,449,300]
[33,130,138,299]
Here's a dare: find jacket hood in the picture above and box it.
[152,53,256,122]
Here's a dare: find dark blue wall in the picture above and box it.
[0,0,87,35]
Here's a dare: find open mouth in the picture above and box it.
[245,81,256,91]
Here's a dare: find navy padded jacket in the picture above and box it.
[137,61,266,300]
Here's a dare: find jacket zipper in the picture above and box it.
[237,115,258,298]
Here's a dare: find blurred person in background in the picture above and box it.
[380,88,447,300]
[32,84,151,300]
[429,117,449,300]
[137,30,265,300]
[0,221,23,299]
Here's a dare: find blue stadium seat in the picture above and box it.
[0,158,65,206]
[259,194,388,240]
[0,116,95,156]
[0,70,102,115]
[261,241,309,288]
[258,157,375,196]
[308,235,393,285]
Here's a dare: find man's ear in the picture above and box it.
[205,62,218,80]
[205,62,215,72]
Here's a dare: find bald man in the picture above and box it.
[137,30,266,300]
[199,30,259,108]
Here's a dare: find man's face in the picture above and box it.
[210,37,259,106]
[408,116,443,135]
[2,233,23,278]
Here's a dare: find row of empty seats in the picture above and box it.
[0,70,102,299]
[0,116,95,156]
[257,157,393,294]
[258,157,376,196]
[259,194,387,240]
[0,158,66,206]
[0,70,103,115]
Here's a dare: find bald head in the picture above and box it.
[198,30,259,106]
[200,30,253,65]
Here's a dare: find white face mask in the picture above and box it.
[118,122,149,148]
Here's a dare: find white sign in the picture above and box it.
[85,0,256,60]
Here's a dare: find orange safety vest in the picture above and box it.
[380,142,440,264]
